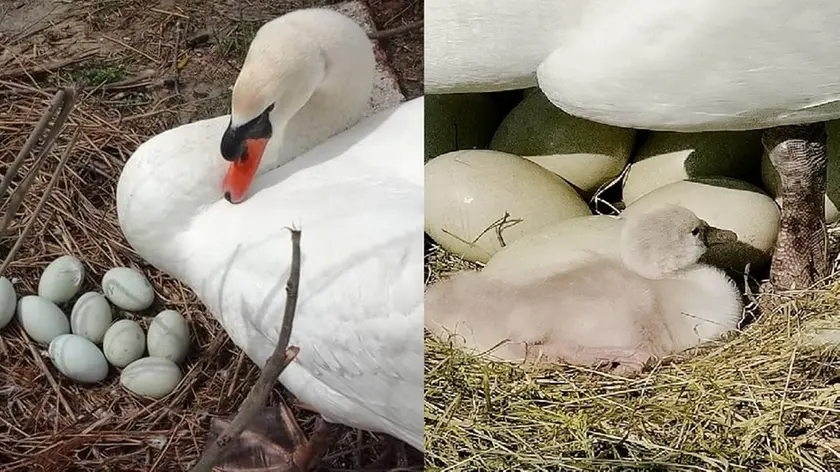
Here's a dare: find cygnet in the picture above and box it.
[425,205,744,374]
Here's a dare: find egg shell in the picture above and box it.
[102,319,146,368]
[623,129,765,205]
[622,177,780,272]
[102,267,155,311]
[0,276,16,329]
[120,357,183,399]
[147,309,190,364]
[483,215,624,284]
[38,255,85,304]
[761,119,840,224]
[70,292,113,344]
[49,334,109,383]
[490,88,636,194]
[17,295,70,344]
[425,149,592,263]
[425,93,509,162]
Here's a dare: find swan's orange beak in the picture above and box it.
[222,138,268,204]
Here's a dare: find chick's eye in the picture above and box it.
[691,227,701,236]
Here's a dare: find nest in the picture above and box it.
[424,235,840,470]
[0,1,424,470]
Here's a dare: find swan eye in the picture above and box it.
[691,227,701,236]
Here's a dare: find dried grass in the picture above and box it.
[0,0,423,470]
[424,235,840,471]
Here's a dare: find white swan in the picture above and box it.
[425,205,743,374]
[425,0,833,290]
[426,0,840,131]
[116,8,423,469]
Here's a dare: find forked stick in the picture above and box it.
[190,228,303,472]
[0,127,80,278]
[0,88,75,225]
[0,88,77,277]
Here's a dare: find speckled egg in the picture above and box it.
[120,357,183,399]
[49,334,109,383]
[425,149,592,263]
[147,309,189,364]
[101,267,154,311]
[0,276,16,329]
[16,295,70,344]
[102,319,146,368]
[38,255,85,303]
[70,292,113,344]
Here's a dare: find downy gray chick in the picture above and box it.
[425,205,744,374]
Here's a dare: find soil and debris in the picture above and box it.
[0,0,423,470]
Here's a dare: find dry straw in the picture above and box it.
[424,241,840,471]
[0,39,413,472]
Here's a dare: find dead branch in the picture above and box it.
[0,87,77,277]
[0,50,99,80]
[189,228,303,472]
[368,20,423,40]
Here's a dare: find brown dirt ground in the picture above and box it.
[0,0,423,470]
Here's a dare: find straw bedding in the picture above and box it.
[0,0,423,470]
[424,231,840,471]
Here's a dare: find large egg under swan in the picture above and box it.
[425,149,592,263]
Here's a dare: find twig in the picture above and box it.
[102,35,157,63]
[0,87,76,235]
[0,92,63,205]
[0,50,99,80]
[0,125,80,277]
[190,228,304,472]
[368,20,423,40]
[172,20,182,73]
[25,333,77,422]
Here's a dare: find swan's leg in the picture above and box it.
[763,124,829,291]
[206,404,338,471]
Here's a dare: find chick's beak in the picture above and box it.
[703,225,738,246]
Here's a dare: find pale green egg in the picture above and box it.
[101,267,155,311]
[38,255,85,304]
[102,319,146,368]
[17,295,70,344]
[70,292,113,344]
[147,309,190,364]
[120,357,183,399]
[0,276,16,329]
[49,334,109,383]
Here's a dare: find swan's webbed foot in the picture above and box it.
[763,124,829,291]
[206,405,338,471]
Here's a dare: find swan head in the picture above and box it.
[619,205,737,279]
[218,13,329,204]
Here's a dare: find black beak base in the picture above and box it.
[220,104,274,162]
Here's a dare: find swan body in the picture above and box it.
[426,0,840,131]
[116,8,423,452]
[425,205,743,372]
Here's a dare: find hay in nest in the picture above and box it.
[423,241,840,471]
[0,1,424,470]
